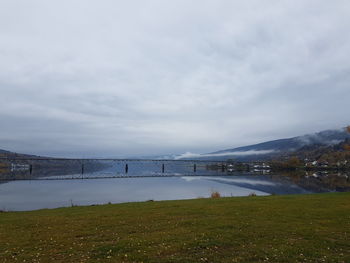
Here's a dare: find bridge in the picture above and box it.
[0,158,232,181]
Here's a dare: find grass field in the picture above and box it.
[0,193,349,262]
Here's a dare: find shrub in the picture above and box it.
[211,191,221,198]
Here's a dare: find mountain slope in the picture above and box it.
[0,149,40,159]
[177,127,350,161]
[216,128,349,153]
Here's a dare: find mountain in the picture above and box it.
[0,149,40,159]
[176,127,350,161]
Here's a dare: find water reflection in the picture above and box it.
[279,171,350,192]
[0,176,269,211]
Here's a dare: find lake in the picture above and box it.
[0,160,349,211]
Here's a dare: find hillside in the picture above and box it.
[179,127,350,161]
[270,138,350,170]
[217,129,348,152]
[0,149,40,159]
[0,149,11,154]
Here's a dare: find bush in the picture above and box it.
[211,191,221,198]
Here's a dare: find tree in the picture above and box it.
[286,157,302,167]
[343,126,350,151]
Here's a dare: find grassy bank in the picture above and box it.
[0,193,349,263]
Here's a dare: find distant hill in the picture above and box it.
[176,127,350,161]
[215,129,349,153]
[0,149,40,159]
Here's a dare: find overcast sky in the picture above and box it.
[0,0,349,157]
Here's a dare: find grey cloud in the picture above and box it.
[0,0,350,157]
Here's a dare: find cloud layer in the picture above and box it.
[1,1,350,157]
[174,150,276,160]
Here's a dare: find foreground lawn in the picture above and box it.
[0,193,349,263]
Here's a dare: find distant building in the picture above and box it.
[11,163,30,172]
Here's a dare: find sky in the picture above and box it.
[0,0,350,158]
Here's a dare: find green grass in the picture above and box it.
[0,193,349,263]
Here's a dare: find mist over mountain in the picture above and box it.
[1,127,350,161]
[175,127,350,161]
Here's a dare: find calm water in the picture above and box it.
[0,161,348,211]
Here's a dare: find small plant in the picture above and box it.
[248,192,257,197]
[211,191,221,198]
